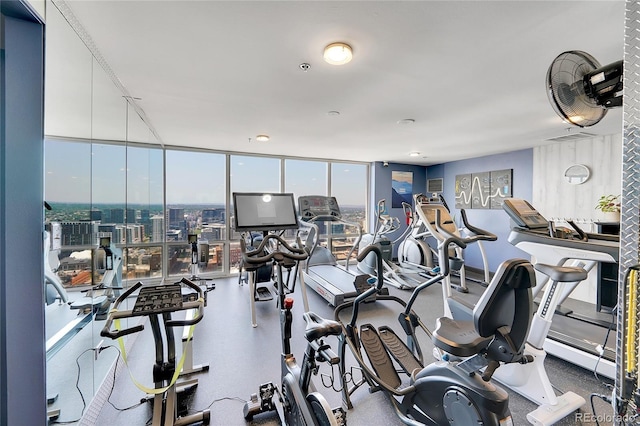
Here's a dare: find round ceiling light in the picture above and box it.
[255,134,270,142]
[409,152,420,157]
[323,42,353,65]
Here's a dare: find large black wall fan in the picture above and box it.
[547,50,622,127]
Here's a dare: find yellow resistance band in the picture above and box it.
[114,305,199,395]
[626,270,637,374]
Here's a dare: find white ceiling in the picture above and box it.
[60,0,625,166]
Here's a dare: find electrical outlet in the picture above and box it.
[94,339,104,360]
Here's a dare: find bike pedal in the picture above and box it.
[258,383,276,411]
[333,407,347,425]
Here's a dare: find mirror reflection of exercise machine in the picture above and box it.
[181,233,215,377]
[101,278,210,426]
[298,195,368,307]
[44,230,124,421]
[45,233,124,360]
[502,198,619,379]
[68,234,123,320]
[233,192,310,327]
[187,233,214,287]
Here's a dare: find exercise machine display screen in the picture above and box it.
[233,192,299,232]
[298,196,341,221]
[502,198,549,229]
[99,236,111,248]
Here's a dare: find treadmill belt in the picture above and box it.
[548,313,616,361]
[309,264,359,297]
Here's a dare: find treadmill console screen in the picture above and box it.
[298,196,341,221]
[502,198,549,229]
[233,192,299,232]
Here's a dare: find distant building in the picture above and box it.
[166,229,181,241]
[60,221,98,246]
[89,209,102,221]
[140,209,151,236]
[168,208,187,240]
[151,215,164,243]
[126,208,136,224]
[110,208,125,224]
[202,208,225,224]
[201,223,225,241]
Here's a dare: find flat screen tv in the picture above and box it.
[233,192,299,232]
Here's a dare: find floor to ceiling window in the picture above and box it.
[165,149,226,277]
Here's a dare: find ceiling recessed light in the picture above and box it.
[255,134,270,142]
[409,152,420,157]
[323,42,353,65]
[327,110,340,116]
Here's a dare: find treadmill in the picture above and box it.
[298,195,367,306]
[503,198,619,378]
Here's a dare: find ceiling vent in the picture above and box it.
[545,132,598,143]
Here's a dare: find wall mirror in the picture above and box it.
[564,164,590,184]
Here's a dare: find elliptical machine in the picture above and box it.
[357,199,420,290]
[241,234,346,425]
[335,240,536,425]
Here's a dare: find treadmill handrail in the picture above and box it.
[298,215,362,272]
[507,228,619,261]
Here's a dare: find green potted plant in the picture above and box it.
[595,194,621,222]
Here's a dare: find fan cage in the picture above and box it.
[547,50,607,127]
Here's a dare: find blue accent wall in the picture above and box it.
[427,149,533,272]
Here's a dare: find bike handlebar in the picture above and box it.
[100,278,205,340]
[240,234,308,265]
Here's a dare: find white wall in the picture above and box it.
[532,133,622,303]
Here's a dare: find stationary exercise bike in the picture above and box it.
[335,241,536,425]
[241,234,346,426]
[101,278,210,426]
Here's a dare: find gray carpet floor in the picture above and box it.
[54,270,616,426]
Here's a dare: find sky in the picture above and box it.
[45,139,368,206]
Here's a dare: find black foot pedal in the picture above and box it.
[255,286,273,301]
[243,382,276,421]
[333,407,347,425]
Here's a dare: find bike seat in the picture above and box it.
[432,317,492,357]
[534,263,587,283]
[303,311,342,342]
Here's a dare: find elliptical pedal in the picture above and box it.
[359,324,401,389]
[378,326,423,376]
